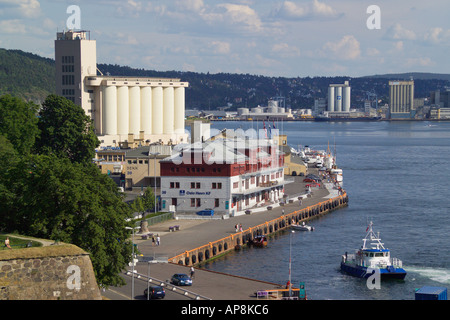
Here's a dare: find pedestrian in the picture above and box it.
[156,234,160,246]
[235,224,238,232]
[4,237,12,249]
[239,224,243,232]
[152,235,155,246]
[282,209,285,216]
[190,266,195,279]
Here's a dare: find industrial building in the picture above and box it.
[237,98,293,120]
[328,81,351,112]
[55,30,189,148]
[389,80,414,119]
[160,124,286,216]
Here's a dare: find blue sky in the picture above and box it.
[1,0,449,77]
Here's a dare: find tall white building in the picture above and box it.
[55,30,189,147]
[389,80,414,119]
[328,81,351,112]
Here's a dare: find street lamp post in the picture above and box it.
[149,152,160,213]
[125,226,139,300]
[289,230,295,298]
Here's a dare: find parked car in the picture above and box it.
[303,178,317,182]
[196,209,214,216]
[171,273,192,286]
[143,286,165,299]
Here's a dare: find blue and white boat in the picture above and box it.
[340,221,407,280]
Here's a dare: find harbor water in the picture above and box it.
[202,120,450,300]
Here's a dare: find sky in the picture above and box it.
[0,0,449,78]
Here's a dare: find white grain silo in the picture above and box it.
[129,86,141,135]
[174,86,185,134]
[140,86,152,134]
[335,86,342,112]
[117,86,129,135]
[328,86,335,112]
[152,86,163,134]
[102,85,117,135]
[343,85,351,112]
[163,86,175,134]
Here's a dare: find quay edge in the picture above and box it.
[169,191,349,267]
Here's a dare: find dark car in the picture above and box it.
[171,273,192,286]
[143,285,165,299]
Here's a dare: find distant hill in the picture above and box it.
[0,48,55,103]
[1,48,450,109]
[361,72,450,81]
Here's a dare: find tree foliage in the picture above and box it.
[0,93,133,288]
[35,94,100,165]
[0,94,39,156]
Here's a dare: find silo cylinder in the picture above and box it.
[163,87,174,134]
[174,87,185,135]
[152,87,163,135]
[102,85,117,135]
[117,86,129,135]
[129,86,141,135]
[141,86,152,134]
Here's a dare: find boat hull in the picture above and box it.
[340,262,406,280]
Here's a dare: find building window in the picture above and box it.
[212,183,216,189]
[217,183,222,189]
[196,198,201,207]
[215,198,219,207]
[172,198,177,206]
[190,198,196,207]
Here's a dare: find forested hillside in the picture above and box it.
[1,48,449,109]
[0,49,55,103]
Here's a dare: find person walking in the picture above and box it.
[156,234,160,246]
[190,266,195,279]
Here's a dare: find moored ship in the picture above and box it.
[340,221,407,280]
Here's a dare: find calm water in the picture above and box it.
[202,120,450,300]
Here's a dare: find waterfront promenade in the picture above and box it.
[107,174,347,300]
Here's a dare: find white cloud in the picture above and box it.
[214,3,262,32]
[0,19,27,34]
[404,57,434,67]
[385,23,416,41]
[424,27,450,45]
[271,0,342,21]
[322,35,361,60]
[209,41,230,55]
[271,42,300,58]
[0,0,41,18]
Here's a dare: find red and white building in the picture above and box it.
[160,134,285,216]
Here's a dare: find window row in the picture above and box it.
[62,75,74,85]
[62,56,74,64]
[168,182,223,189]
[189,198,220,207]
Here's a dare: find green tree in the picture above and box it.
[0,94,39,156]
[3,153,134,287]
[35,94,100,165]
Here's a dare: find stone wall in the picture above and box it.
[0,244,102,300]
